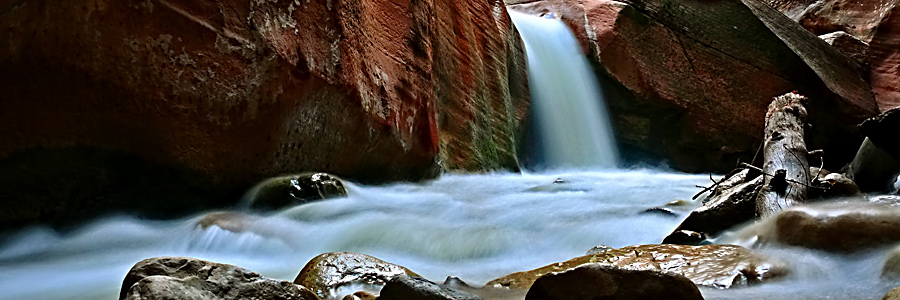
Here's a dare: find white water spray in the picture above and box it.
[509,11,619,168]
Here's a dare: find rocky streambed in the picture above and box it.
[3,170,900,300]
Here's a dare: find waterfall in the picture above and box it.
[509,10,619,169]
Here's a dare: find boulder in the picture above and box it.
[378,275,483,300]
[524,263,704,300]
[758,201,900,252]
[0,0,529,228]
[247,173,347,211]
[487,244,785,290]
[506,0,878,173]
[294,252,419,299]
[120,257,318,300]
[845,138,900,193]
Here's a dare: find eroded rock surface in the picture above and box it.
[120,257,318,300]
[487,244,785,290]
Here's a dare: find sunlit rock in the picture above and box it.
[524,263,704,300]
[120,257,318,300]
[294,252,419,299]
[247,173,347,211]
[487,244,785,290]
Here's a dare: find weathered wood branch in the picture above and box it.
[756,92,810,218]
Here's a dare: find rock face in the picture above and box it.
[760,201,900,252]
[294,252,419,299]
[0,0,529,228]
[487,244,785,290]
[120,257,318,300]
[506,0,878,173]
[761,0,900,111]
[378,275,483,300]
[247,173,347,211]
[524,263,704,300]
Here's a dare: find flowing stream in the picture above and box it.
[509,11,619,168]
[0,170,895,300]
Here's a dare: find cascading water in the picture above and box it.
[508,11,619,169]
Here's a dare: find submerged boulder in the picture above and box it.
[506,0,878,173]
[120,257,318,300]
[524,263,704,300]
[758,201,900,252]
[294,252,419,299]
[487,244,785,290]
[0,0,529,228]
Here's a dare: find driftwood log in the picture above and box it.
[756,92,810,218]
[663,93,812,244]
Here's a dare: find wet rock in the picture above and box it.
[667,170,762,240]
[665,199,692,207]
[248,173,347,211]
[759,201,900,252]
[294,252,419,299]
[443,277,471,288]
[809,173,862,199]
[343,291,377,300]
[378,275,482,300]
[641,207,677,217]
[120,257,318,300]
[882,245,900,280]
[662,230,708,246]
[885,286,900,300]
[819,31,869,66]
[507,0,878,173]
[524,263,704,300]
[487,244,785,290]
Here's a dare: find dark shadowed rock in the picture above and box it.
[295,252,419,299]
[846,138,900,193]
[378,275,482,300]
[524,263,704,300]
[120,257,318,300]
[488,244,785,290]
[248,173,347,211]
[507,0,878,173]
[809,173,862,199]
[0,0,529,229]
[663,230,708,246]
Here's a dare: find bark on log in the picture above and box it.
[757,92,810,218]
